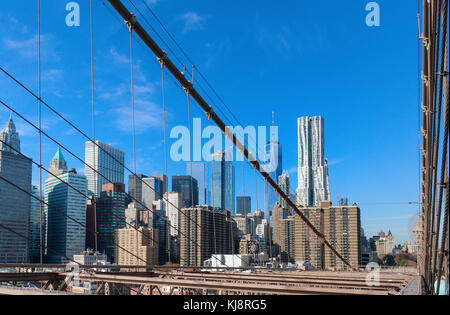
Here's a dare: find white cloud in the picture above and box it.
[113,99,164,134]
[177,12,206,33]
[109,47,130,64]
[4,34,57,61]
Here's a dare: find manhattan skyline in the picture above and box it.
[0,0,420,243]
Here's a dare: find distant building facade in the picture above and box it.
[115,227,158,268]
[236,196,251,216]
[187,162,208,205]
[179,206,232,266]
[0,117,32,263]
[210,152,235,213]
[95,183,126,263]
[172,175,198,208]
[163,192,184,237]
[45,148,88,264]
[294,201,361,270]
[85,141,124,197]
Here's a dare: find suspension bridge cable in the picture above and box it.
[128,0,269,162]
[431,0,448,285]
[90,0,99,260]
[159,60,171,263]
[105,0,353,269]
[37,0,43,266]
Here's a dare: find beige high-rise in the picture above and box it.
[179,206,232,266]
[115,227,159,269]
[294,201,361,270]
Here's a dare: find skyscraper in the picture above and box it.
[45,148,88,264]
[264,113,282,217]
[210,152,235,213]
[0,117,32,263]
[95,183,127,263]
[179,206,232,266]
[278,173,290,210]
[294,201,361,270]
[85,141,124,197]
[163,192,184,237]
[172,175,199,208]
[128,174,148,203]
[29,185,44,263]
[186,162,208,205]
[296,116,330,206]
[142,176,163,208]
[236,196,251,216]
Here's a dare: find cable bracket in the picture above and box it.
[158,51,168,67]
[125,13,137,32]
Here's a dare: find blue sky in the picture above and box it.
[0,0,421,243]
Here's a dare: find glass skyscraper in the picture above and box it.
[0,117,32,263]
[96,183,126,263]
[236,196,251,216]
[85,141,124,197]
[29,185,44,263]
[265,139,282,216]
[172,175,199,208]
[45,147,88,264]
[296,116,330,206]
[210,152,235,213]
[186,162,208,205]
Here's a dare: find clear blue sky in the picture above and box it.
[0,0,421,243]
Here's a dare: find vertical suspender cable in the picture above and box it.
[37,0,44,265]
[228,158,235,264]
[128,24,141,265]
[160,60,170,264]
[89,0,99,261]
[186,66,197,265]
[209,118,217,255]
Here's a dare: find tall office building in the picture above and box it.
[232,214,251,239]
[163,192,184,237]
[95,183,127,263]
[272,204,290,250]
[179,206,232,266]
[85,141,124,197]
[187,162,208,205]
[152,215,170,264]
[278,173,290,210]
[128,174,148,203]
[279,216,295,263]
[45,148,88,264]
[152,174,168,197]
[296,116,330,206]
[172,175,198,208]
[142,176,163,209]
[210,152,235,213]
[29,185,44,263]
[0,117,32,263]
[236,196,251,216]
[294,201,361,270]
[265,127,282,217]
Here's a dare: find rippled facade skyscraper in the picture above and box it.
[296,116,330,206]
